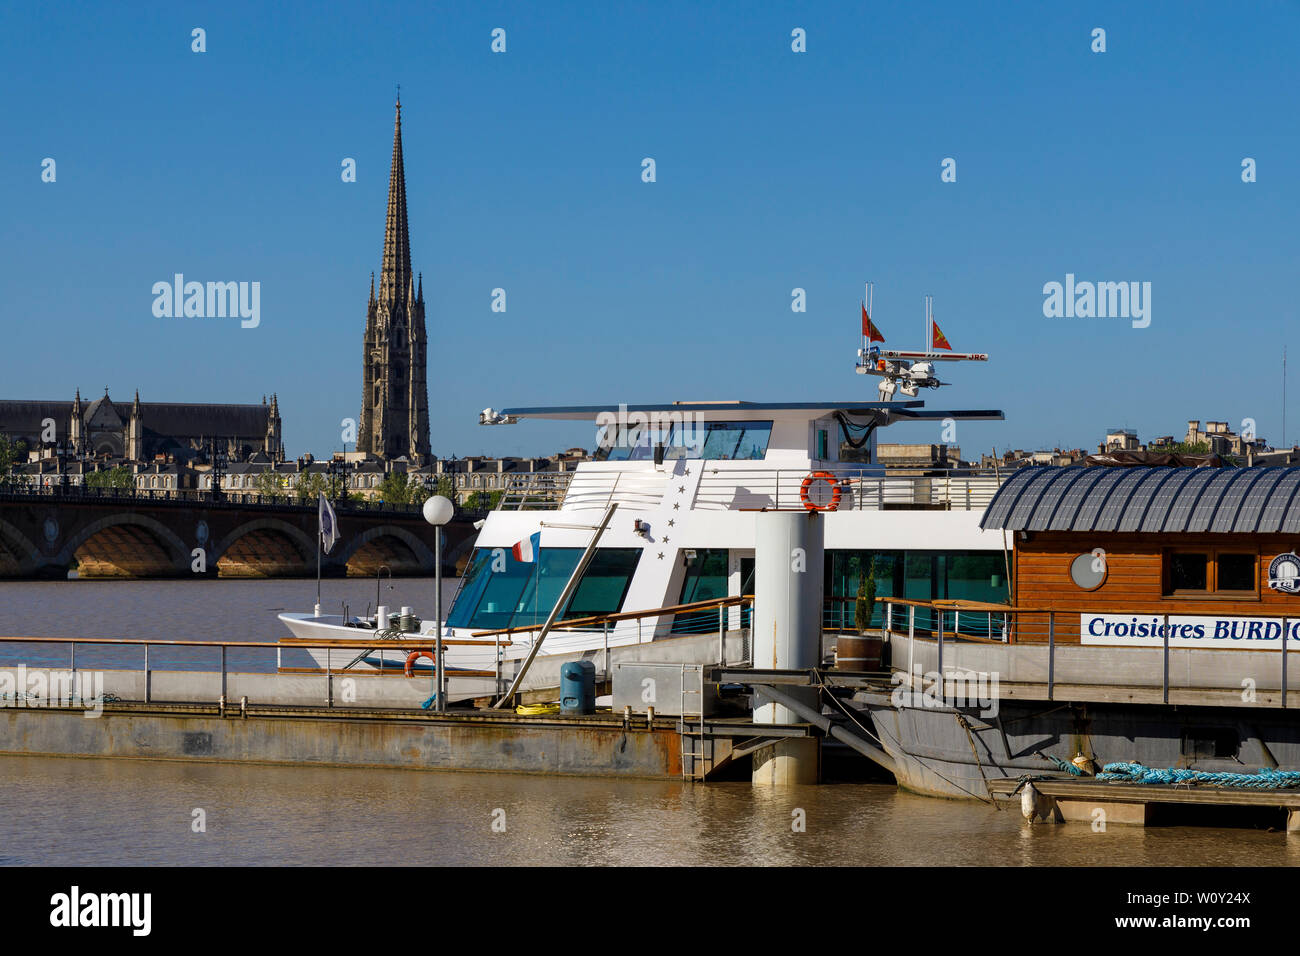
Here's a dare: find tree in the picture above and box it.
[85,466,134,490]
[1147,440,1210,455]
[376,470,414,504]
[0,436,21,481]
[407,477,433,506]
[295,471,325,504]
[465,489,502,511]
[253,469,286,500]
[854,554,878,633]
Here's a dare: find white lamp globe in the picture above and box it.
[422,494,454,526]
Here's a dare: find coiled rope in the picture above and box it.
[1097,761,1300,789]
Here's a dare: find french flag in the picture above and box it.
[512,531,541,563]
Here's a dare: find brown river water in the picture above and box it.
[1,578,1297,866]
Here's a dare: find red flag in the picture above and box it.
[861,302,885,343]
[931,319,952,350]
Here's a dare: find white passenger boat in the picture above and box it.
[279,374,1014,694]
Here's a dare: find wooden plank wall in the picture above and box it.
[1012,531,1300,643]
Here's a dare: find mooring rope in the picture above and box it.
[1097,761,1300,789]
[1036,751,1084,776]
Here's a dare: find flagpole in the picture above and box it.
[315,516,322,616]
[925,295,931,352]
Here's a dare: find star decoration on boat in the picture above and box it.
[657,552,664,560]
[678,486,685,493]
[667,519,675,527]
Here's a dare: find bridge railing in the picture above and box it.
[0,483,490,519]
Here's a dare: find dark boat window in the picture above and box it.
[823,550,1008,635]
[673,548,730,633]
[595,420,772,461]
[561,549,641,623]
[1168,552,1208,592]
[447,547,641,631]
[1217,553,1256,592]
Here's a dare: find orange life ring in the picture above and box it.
[404,650,434,677]
[800,471,842,511]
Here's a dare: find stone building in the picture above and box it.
[357,96,431,464]
[0,390,282,463]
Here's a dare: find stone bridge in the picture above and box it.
[0,489,483,579]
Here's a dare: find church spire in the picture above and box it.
[377,95,411,304]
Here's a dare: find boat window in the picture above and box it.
[561,549,641,623]
[595,420,772,461]
[446,547,642,632]
[826,550,1008,635]
[595,423,665,462]
[698,422,771,460]
[672,549,730,633]
[1163,550,1255,595]
[1217,553,1256,592]
[1168,552,1208,592]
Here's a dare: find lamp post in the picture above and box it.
[55,439,71,491]
[209,439,227,502]
[422,494,454,712]
[328,456,349,503]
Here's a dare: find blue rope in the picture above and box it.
[420,694,437,710]
[1043,754,1084,776]
[1097,761,1300,789]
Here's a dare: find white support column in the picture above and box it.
[751,510,824,785]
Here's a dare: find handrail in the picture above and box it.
[0,483,490,518]
[0,635,502,649]
[878,597,1300,620]
[470,594,754,638]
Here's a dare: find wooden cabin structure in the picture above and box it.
[979,466,1300,646]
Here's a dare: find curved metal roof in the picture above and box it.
[980,466,1300,534]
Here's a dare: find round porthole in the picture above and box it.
[1069,552,1107,591]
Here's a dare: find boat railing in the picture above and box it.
[497,466,1005,513]
[877,598,1299,708]
[691,468,1003,511]
[496,472,574,510]
[497,469,667,512]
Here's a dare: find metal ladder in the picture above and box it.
[678,663,708,780]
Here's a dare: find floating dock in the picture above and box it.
[0,694,694,779]
[987,776,1300,830]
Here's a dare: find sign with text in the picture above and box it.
[1081,613,1300,648]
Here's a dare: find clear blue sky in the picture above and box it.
[2,1,1297,460]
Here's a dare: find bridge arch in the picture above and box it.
[55,512,192,578]
[209,518,316,577]
[0,519,41,577]
[338,524,436,576]
[444,531,478,574]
